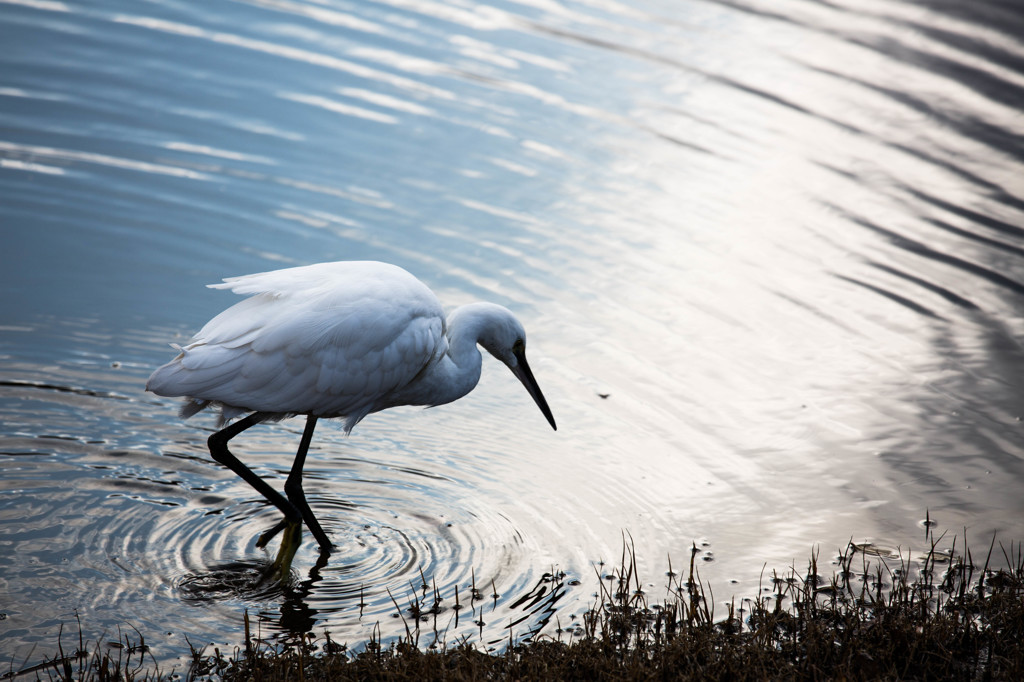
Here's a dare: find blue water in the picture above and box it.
[3,0,1024,672]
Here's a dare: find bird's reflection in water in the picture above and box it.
[178,524,326,635]
[177,526,576,648]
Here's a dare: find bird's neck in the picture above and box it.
[432,305,489,405]
[390,305,486,409]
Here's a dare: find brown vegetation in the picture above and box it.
[11,528,1024,681]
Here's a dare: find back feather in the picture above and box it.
[147,261,448,428]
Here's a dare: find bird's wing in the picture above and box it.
[147,261,447,427]
[209,261,405,299]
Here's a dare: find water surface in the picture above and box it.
[3,0,1024,671]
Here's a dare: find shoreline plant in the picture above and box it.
[7,524,1024,680]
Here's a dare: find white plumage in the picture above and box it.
[147,260,556,555]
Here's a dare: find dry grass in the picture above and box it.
[11,525,1024,681]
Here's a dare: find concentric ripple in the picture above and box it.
[0,366,583,668]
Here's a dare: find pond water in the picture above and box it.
[3,0,1024,672]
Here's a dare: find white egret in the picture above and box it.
[147,260,556,555]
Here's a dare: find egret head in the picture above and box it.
[467,303,557,431]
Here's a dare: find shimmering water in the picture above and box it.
[3,0,1024,672]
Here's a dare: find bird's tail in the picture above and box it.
[179,398,210,420]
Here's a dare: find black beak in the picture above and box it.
[510,349,557,430]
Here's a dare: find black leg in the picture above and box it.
[284,415,334,553]
[207,411,301,525]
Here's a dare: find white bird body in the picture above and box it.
[149,261,455,427]
[147,260,555,555]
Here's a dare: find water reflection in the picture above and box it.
[0,365,580,666]
[179,535,326,638]
[3,0,1024,672]
[178,529,573,649]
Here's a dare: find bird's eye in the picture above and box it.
[513,339,525,353]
